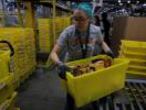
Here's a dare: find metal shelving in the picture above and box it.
[19,0,72,12]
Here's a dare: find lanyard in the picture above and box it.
[75,24,90,58]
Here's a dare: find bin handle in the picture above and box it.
[0,40,14,56]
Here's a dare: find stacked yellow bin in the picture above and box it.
[38,19,53,53]
[18,29,36,80]
[60,17,65,31]
[38,16,71,53]
[67,17,71,26]
[0,49,18,110]
[56,16,71,42]
[63,16,71,28]
[0,92,19,110]
[24,29,36,75]
[55,17,62,33]
[0,50,14,104]
[119,40,146,75]
[0,28,36,86]
[55,17,63,39]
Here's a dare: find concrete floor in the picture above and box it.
[17,68,66,110]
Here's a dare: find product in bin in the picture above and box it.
[71,58,112,76]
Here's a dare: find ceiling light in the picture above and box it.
[119,3,123,6]
[143,3,146,7]
[118,0,121,3]
[127,1,131,4]
[136,1,140,4]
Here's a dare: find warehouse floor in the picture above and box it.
[16,68,95,110]
[16,68,66,110]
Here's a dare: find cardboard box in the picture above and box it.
[112,17,146,56]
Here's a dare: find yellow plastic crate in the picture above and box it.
[0,74,14,104]
[129,65,146,70]
[66,17,71,26]
[121,46,146,54]
[64,17,71,27]
[0,50,11,80]
[65,55,129,108]
[38,19,53,53]
[127,70,146,76]
[55,17,62,32]
[60,17,65,31]
[121,40,146,54]
[0,92,17,110]
[128,65,146,73]
[119,50,146,66]
[121,40,146,47]
[7,92,17,110]
[121,51,146,60]
[0,28,36,84]
[129,59,146,66]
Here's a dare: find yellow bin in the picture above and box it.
[121,40,146,54]
[65,55,129,108]
[0,74,14,104]
[0,50,11,80]
[120,50,146,60]
[0,92,17,110]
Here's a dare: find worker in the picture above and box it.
[50,2,114,110]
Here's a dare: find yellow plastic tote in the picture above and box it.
[65,55,129,108]
[0,74,14,104]
[0,51,10,80]
[0,92,17,110]
[121,40,146,54]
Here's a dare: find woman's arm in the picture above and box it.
[101,41,114,58]
[50,43,63,65]
[101,41,111,53]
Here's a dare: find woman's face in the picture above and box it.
[72,10,89,31]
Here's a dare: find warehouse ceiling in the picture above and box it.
[17,0,146,5]
[59,0,144,2]
[21,0,110,1]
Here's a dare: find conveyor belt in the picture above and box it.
[95,80,146,110]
